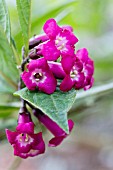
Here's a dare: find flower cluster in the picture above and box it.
[21,18,94,94]
[6,108,74,159]
[6,19,94,159]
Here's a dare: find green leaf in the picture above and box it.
[14,87,76,133]
[16,0,31,55]
[0,27,19,92]
[0,0,11,41]
[0,0,21,66]
[14,0,77,53]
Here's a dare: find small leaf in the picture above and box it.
[0,0,11,41]
[16,0,31,55]
[0,27,19,92]
[14,87,76,133]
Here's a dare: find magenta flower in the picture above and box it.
[60,56,85,91]
[60,48,94,91]
[41,18,78,61]
[34,110,74,147]
[21,58,57,94]
[76,48,94,90]
[6,112,45,159]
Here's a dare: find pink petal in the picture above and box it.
[61,44,75,56]
[61,55,74,74]
[61,29,78,45]
[87,58,94,67]
[84,65,94,77]
[60,75,74,92]
[42,41,60,61]
[76,48,89,63]
[84,77,94,90]
[43,18,61,39]
[74,73,85,89]
[14,147,44,159]
[21,71,36,90]
[38,71,57,94]
[5,129,18,144]
[13,148,27,159]
[62,25,73,32]
[68,119,74,132]
[48,61,66,79]
[31,132,45,153]
[48,120,74,147]
[14,141,31,153]
[48,136,65,147]
[28,58,49,72]
[74,58,83,72]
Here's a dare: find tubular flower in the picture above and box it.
[34,110,74,147]
[21,58,57,94]
[60,48,94,92]
[41,18,78,61]
[6,111,45,159]
[29,34,49,48]
[48,61,66,79]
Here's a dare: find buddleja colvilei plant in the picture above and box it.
[0,0,94,159]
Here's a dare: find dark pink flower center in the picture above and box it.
[30,70,45,84]
[19,133,30,143]
[55,35,67,51]
[70,67,78,79]
[33,72,43,81]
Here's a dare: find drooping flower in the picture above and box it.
[41,18,78,61]
[60,48,94,91]
[6,111,45,159]
[21,58,57,94]
[34,110,74,147]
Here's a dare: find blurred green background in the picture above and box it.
[0,0,113,169]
